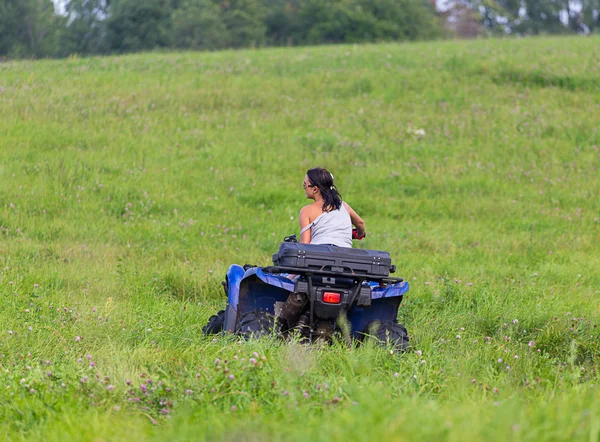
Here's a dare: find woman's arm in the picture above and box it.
[299,206,312,244]
[343,202,365,237]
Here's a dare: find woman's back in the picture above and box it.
[301,203,352,248]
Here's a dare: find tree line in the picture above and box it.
[457,0,600,35]
[0,0,598,59]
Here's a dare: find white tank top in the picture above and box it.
[300,203,352,248]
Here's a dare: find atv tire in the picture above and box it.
[236,310,278,338]
[203,309,226,335]
[368,321,409,352]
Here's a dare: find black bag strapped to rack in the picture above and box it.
[272,242,395,277]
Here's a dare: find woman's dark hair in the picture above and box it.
[306,167,342,212]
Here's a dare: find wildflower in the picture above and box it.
[528,341,535,347]
[75,336,81,342]
[456,335,461,339]
[140,384,147,394]
[303,391,310,399]
[231,405,237,412]
[414,128,426,138]
[185,389,192,395]
[90,362,96,367]
[471,379,476,384]
[47,372,52,377]
[228,374,235,380]
[498,358,503,363]
[126,379,131,385]
[30,388,35,394]
[283,390,289,396]
[416,350,422,357]
[394,372,399,378]
[249,358,257,365]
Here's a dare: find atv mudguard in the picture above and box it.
[223,264,409,336]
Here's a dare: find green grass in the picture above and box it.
[1,36,599,441]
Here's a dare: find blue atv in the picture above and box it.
[203,235,410,350]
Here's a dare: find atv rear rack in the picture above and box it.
[261,266,404,285]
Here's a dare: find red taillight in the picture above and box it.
[323,292,341,304]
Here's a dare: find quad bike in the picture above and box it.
[203,233,410,350]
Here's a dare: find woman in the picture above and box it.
[299,168,365,247]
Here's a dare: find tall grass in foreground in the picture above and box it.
[0,36,599,441]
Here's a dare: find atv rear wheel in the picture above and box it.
[367,321,409,352]
[236,310,278,338]
[203,309,226,335]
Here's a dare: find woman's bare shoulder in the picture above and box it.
[300,203,322,220]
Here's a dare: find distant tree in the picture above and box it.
[217,0,267,48]
[581,0,600,32]
[299,0,440,44]
[171,0,229,50]
[104,0,172,52]
[441,3,484,38]
[0,0,63,57]
[263,0,304,46]
[59,0,109,55]
[458,0,595,35]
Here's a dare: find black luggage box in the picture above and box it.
[272,243,395,277]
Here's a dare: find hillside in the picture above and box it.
[0,37,599,441]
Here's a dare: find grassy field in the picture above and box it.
[1,36,599,441]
